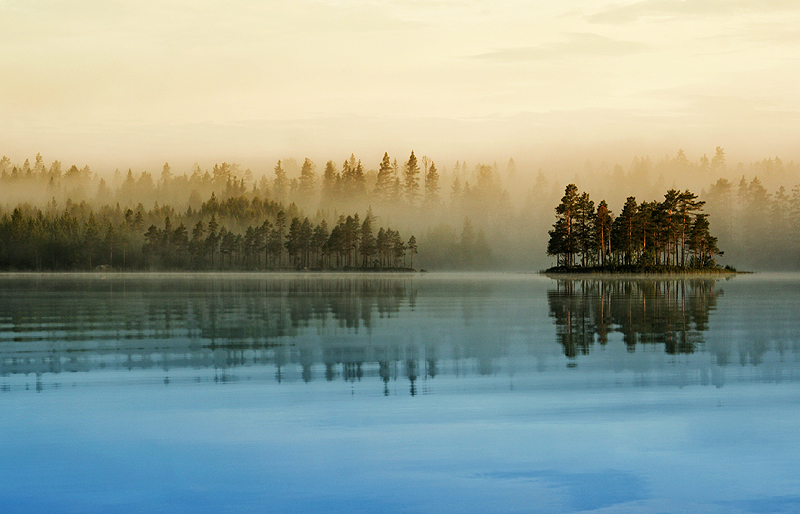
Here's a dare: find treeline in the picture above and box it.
[0,195,417,271]
[547,184,721,269]
[0,151,445,212]
[3,147,800,270]
[703,176,800,270]
[0,150,508,270]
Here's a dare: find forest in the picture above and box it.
[1,147,799,271]
[0,197,417,271]
[546,184,723,271]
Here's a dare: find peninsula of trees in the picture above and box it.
[0,196,418,272]
[546,184,727,273]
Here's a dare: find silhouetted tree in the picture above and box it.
[404,151,421,204]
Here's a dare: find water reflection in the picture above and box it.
[548,278,721,358]
[1,274,799,394]
[0,275,436,392]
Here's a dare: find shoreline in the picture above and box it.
[0,267,418,274]
[542,265,745,278]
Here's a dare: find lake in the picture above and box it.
[1,272,799,513]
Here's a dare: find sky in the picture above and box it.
[2,0,800,174]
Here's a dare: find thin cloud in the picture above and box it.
[589,0,800,24]
[473,33,647,62]
[745,26,800,45]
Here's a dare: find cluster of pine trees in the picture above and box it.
[547,184,721,270]
[0,194,417,271]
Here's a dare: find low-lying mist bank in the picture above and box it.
[1,148,799,271]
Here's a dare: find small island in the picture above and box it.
[545,184,737,275]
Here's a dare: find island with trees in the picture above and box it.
[546,184,734,274]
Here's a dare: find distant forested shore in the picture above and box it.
[0,197,418,272]
[1,147,800,270]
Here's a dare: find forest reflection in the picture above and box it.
[0,276,433,394]
[548,279,721,360]
[1,275,796,394]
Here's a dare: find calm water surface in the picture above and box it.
[1,272,799,513]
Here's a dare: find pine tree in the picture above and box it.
[390,158,402,203]
[611,196,638,266]
[160,162,172,189]
[375,152,393,201]
[360,215,375,268]
[595,200,612,267]
[84,213,100,268]
[677,190,705,267]
[710,146,726,175]
[404,151,421,204]
[548,184,580,267]
[191,220,206,266]
[341,155,354,199]
[407,235,418,269]
[298,158,316,200]
[450,175,462,203]
[574,192,595,267]
[321,160,339,205]
[688,214,720,267]
[660,189,680,266]
[376,227,387,267]
[273,160,288,203]
[274,210,286,267]
[547,218,570,267]
[103,221,116,267]
[206,214,219,268]
[259,219,272,268]
[424,161,440,206]
[353,159,366,198]
[299,217,313,267]
[311,220,329,268]
[285,217,301,267]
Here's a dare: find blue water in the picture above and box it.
[1,272,799,513]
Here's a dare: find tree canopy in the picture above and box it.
[547,184,723,271]
[0,195,417,272]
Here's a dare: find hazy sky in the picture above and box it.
[2,0,799,172]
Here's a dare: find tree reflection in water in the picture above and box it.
[2,274,798,395]
[548,278,721,359]
[0,276,427,388]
